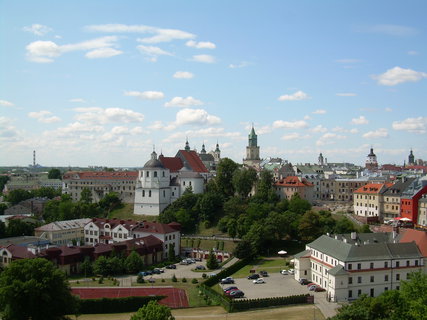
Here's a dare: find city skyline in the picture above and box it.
[1,1,426,167]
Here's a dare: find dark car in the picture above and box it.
[139,270,153,276]
[195,265,206,270]
[227,290,244,298]
[299,278,311,285]
[260,270,269,277]
[220,278,235,284]
[152,269,161,274]
[247,273,260,280]
[315,287,326,292]
[223,286,238,292]
[165,264,176,269]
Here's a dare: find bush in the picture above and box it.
[191,278,198,284]
[137,274,145,283]
[78,296,165,314]
[202,273,207,279]
[98,276,104,284]
[182,277,187,283]
[171,274,177,282]
[161,278,165,282]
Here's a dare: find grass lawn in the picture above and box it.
[70,278,119,287]
[74,305,325,320]
[232,257,291,278]
[182,238,238,253]
[107,203,159,221]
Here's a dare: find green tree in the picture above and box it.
[0,258,78,320]
[130,300,175,320]
[288,193,311,214]
[167,243,176,261]
[400,271,427,319]
[99,192,122,213]
[226,218,238,239]
[359,224,372,233]
[223,196,247,218]
[6,219,35,237]
[109,256,125,275]
[80,256,93,277]
[334,217,357,234]
[196,192,223,223]
[298,210,323,242]
[80,187,93,204]
[0,203,8,215]
[0,221,6,238]
[32,186,61,199]
[0,175,10,194]
[206,250,219,270]
[93,255,110,276]
[252,170,278,203]
[232,167,257,199]
[47,168,62,180]
[5,189,32,205]
[125,251,144,274]
[215,158,239,199]
[233,240,254,259]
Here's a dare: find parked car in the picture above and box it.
[208,273,217,277]
[152,268,162,274]
[299,278,311,285]
[253,278,266,284]
[223,286,238,292]
[306,282,316,288]
[195,265,206,270]
[259,270,269,277]
[180,260,189,265]
[226,290,244,298]
[221,277,235,284]
[288,269,295,275]
[186,258,195,264]
[280,269,289,275]
[138,271,153,276]
[195,257,202,262]
[165,264,176,269]
[308,285,317,291]
[247,273,260,280]
[315,287,326,292]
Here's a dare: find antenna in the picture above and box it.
[33,150,36,167]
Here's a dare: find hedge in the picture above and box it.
[203,257,251,287]
[77,295,165,314]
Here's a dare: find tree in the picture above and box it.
[5,189,32,205]
[6,219,35,237]
[233,240,254,259]
[125,251,144,274]
[32,186,61,199]
[252,170,278,203]
[0,175,10,194]
[167,243,176,261]
[206,250,219,270]
[131,300,174,320]
[0,220,6,238]
[48,168,62,180]
[232,167,257,199]
[80,187,93,204]
[0,258,77,320]
[93,255,110,276]
[288,193,311,214]
[99,192,122,212]
[334,217,357,234]
[0,203,8,215]
[298,210,323,242]
[215,158,239,199]
[196,192,223,223]
[80,256,93,277]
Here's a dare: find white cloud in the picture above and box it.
[332,127,359,134]
[372,66,427,86]
[74,107,145,124]
[336,93,357,97]
[85,47,123,59]
[356,24,417,36]
[23,24,52,36]
[175,108,221,126]
[229,61,250,69]
[69,98,86,103]
[28,110,61,123]
[278,90,310,101]
[312,109,326,114]
[0,100,14,107]
[165,96,204,107]
[186,40,216,49]
[192,55,215,63]
[26,36,120,62]
[137,44,173,61]
[52,122,104,137]
[281,133,310,141]
[0,117,20,139]
[316,133,346,146]
[272,120,308,129]
[363,128,389,139]
[311,125,328,133]
[86,24,196,44]
[148,121,176,131]
[124,91,164,100]
[385,107,393,112]
[408,50,419,55]
[173,71,194,79]
[392,117,427,134]
[351,116,369,125]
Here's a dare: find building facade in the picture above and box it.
[243,126,261,169]
[274,176,314,203]
[34,218,91,245]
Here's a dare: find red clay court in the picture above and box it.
[71,287,189,308]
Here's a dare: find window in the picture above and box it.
[406,260,410,267]
[149,190,151,197]
[415,260,419,266]
[396,286,400,290]
[384,261,388,268]
[348,263,352,270]
[384,287,388,291]
[370,276,374,283]
[154,171,157,177]
[370,262,374,269]
[163,190,166,197]
[396,261,400,268]
[370,288,374,297]
[348,277,353,284]
[357,263,361,270]
[358,289,362,297]
[385,275,389,281]
[396,274,400,281]
[146,171,149,177]
[358,276,362,284]
[142,190,145,197]
[348,290,353,298]
[162,171,165,177]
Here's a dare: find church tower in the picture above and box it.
[213,142,221,162]
[408,149,415,165]
[318,153,324,166]
[365,147,378,171]
[185,138,190,151]
[243,125,261,169]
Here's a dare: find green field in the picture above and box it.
[182,238,238,253]
[108,203,159,221]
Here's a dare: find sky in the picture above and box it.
[1,0,426,168]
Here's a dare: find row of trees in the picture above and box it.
[0,219,38,238]
[3,187,62,206]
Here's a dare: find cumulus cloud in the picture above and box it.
[26,36,121,62]
[333,127,358,134]
[272,120,308,129]
[148,121,176,131]
[0,117,19,139]
[52,122,104,137]
[23,24,52,36]
[124,91,164,100]
[385,107,393,112]
[175,108,221,126]
[351,116,369,125]
[0,100,14,107]
[192,54,215,63]
[28,110,61,123]
[312,109,326,114]
[165,96,204,107]
[73,107,145,124]
[310,125,328,133]
[392,117,427,134]
[372,66,427,86]
[186,40,216,49]
[278,90,310,101]
[336,93,357,96]
[86,24,196,43]
[363,128,389,139]
[136,44,173,61]
[316,133,346,146]
[229,61,250,69]
[281,133,310,141]
[85,47,123,59]
[173,71,194,79]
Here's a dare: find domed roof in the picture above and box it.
[143,151,164,169]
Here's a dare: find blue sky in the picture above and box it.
[1,0,426,167]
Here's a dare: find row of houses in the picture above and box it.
[294,228,427,302]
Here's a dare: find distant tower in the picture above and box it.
[365,147,378,171]
[318,153,324,166]
[213,142,221,162]
[200,142,206,154]
[408,149,415,165]
[243,125,261,168]
[185,138,190,151]
[33,150,36,167]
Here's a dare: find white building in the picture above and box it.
[294,232,424,302]
[34,218,91,245]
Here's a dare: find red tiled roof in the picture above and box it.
[3,244,36,259]
[274,176,314,187]
[90,218,139,230]
[63,171,138,180]
[399,229,427,257]
[355,183,390,194]
[89,218,177,234]
[133,221,178,234]
[159,156,184,172]
[176,150,208,173]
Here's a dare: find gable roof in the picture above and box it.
[398,229,427,257]
[274,176,314,187]
[354,183,391,194]
[159,155,184,172]
[176,150,209,173]
[63,171,138,181]
[382,178,416,196]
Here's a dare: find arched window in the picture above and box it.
[154,171,157,177]
[146,171,150,177]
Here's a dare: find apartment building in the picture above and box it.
[274,176,314,203]
[381,178,415,220]
[353,183,391,220]
[34,218,91,245]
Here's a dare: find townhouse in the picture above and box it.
[381,178,415,220]
[400,177,427,223]
[274,176,314,203]
[353,183,391,221]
